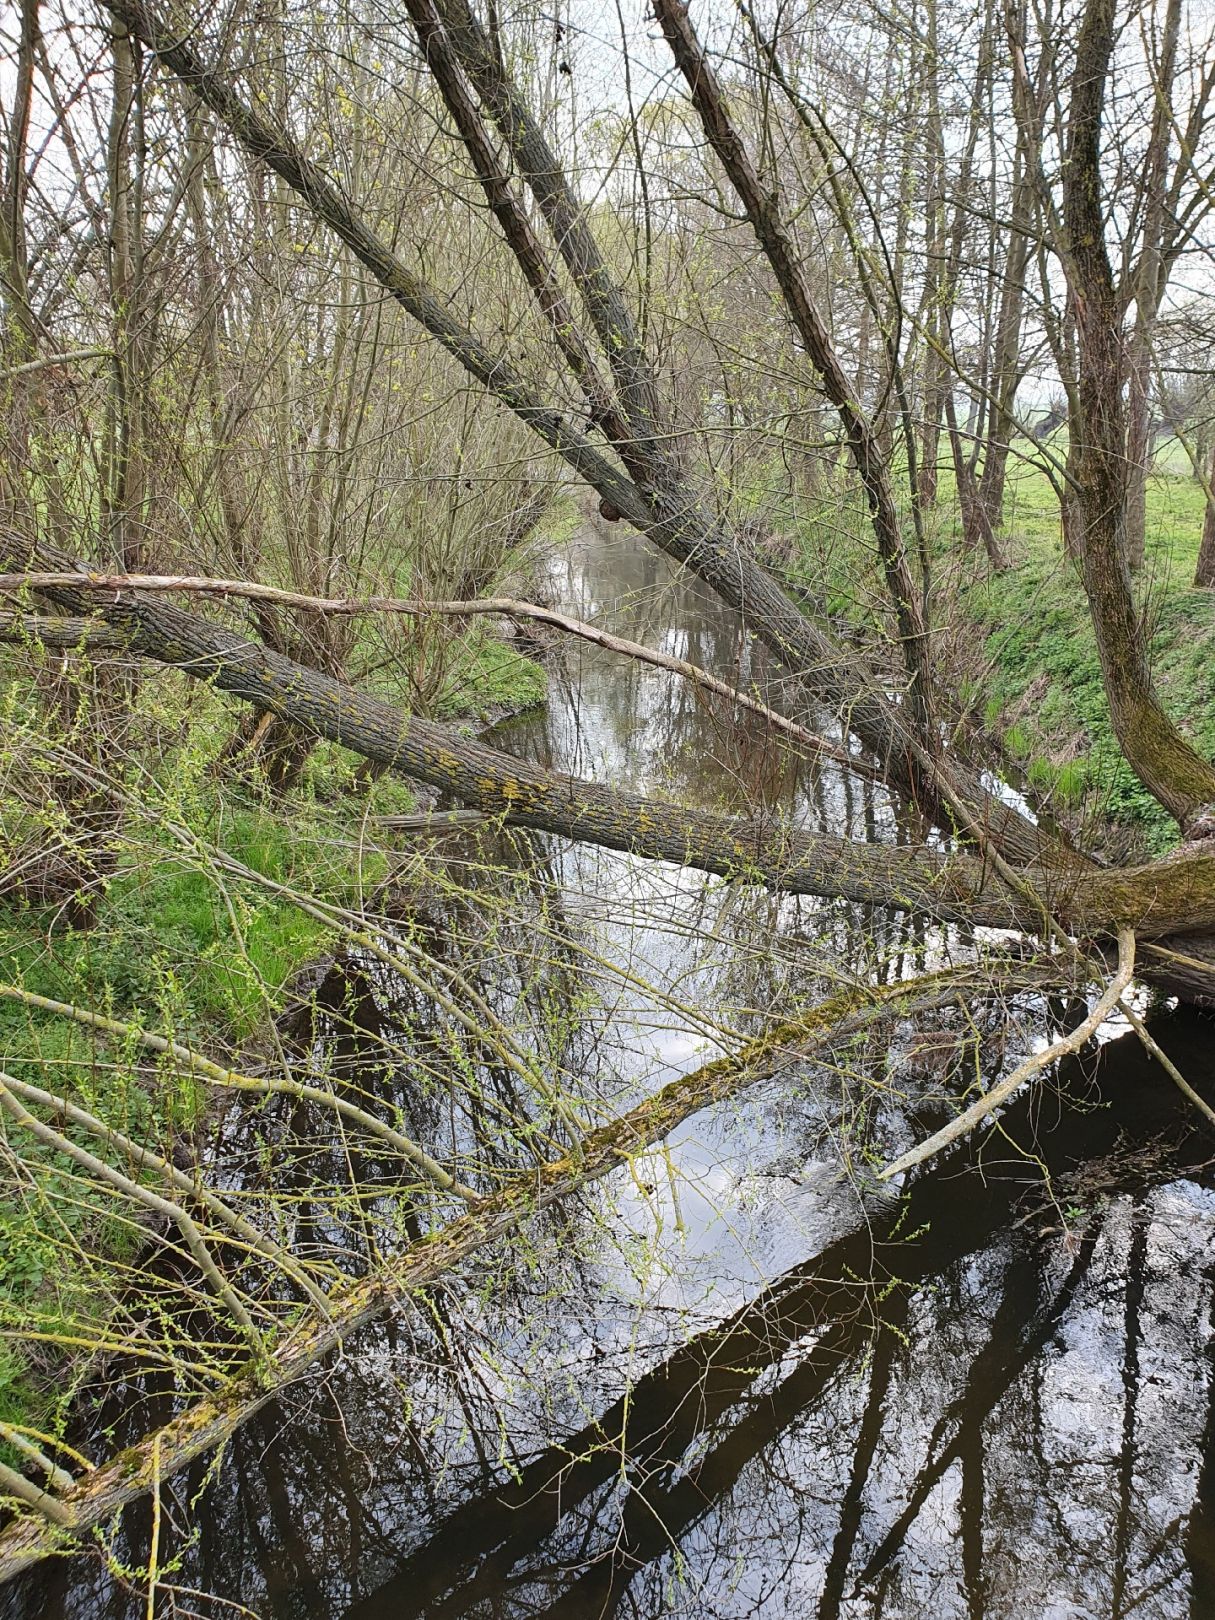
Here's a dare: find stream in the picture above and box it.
[5,524,1214,1619]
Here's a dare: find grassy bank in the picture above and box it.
[960,453,1215,855]
[775,443,1214,856]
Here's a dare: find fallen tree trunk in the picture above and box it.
[0,571,878,782]
[0,561,1011,920]
[5,539,1215,992]
[0,961,1055,1581]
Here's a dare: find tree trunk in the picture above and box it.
[1062,0,1215,834]
[1061,476,1086,565]
[1124,344,1152,572]
[653,0,937,753]
[10,536,1215,998]
[1195,442,1215,589]
[1122,0,1181,575]
[945,392,1006,572]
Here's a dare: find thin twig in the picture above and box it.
[0,985,477,1203]
[1118,996,1215,1128]
[0,1071,333,1311]
[0,571,874,779]
[0,1426,74,1494]
[0,1073,263,1343]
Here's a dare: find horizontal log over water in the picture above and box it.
[0,572,877,781]
[3,541,1214,949]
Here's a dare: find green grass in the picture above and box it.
[961,452,1215,853]
[433,627,547,721]
[773,439,1214,852]
[0,755,415,1449]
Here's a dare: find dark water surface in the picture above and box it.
[5,528,1214,1619]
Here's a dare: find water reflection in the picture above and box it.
[3,530,1213,1620]
[12,1017,1211,1620]
[318,1020,1209,1620]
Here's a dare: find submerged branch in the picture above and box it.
[1117,996,1215,1128]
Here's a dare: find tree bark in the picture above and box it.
[8,536,1215,985]
[1061,0,1215,833]
[1196,441,1215,588]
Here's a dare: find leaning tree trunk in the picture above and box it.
[1062,0,1215,835]
[1196,442,1215,589]
[99,0,1055,871]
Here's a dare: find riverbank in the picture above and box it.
[4,519,1211,1620]
[957,455,1215,856]
[778,448,1215,857]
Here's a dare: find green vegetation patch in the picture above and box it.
[0,615,549,1451]
[963,458,1215,853]
[432,629,547,722]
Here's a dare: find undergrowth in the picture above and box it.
[0,622,548,1449]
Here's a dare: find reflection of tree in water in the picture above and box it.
[506,531,839,821]
[17,1021,1210,1620]
[325,1032,1211,1620]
